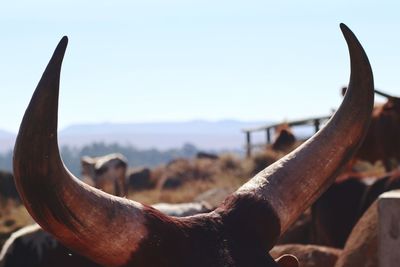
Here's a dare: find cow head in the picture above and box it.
[13,23,374,267]
[80,153,128,196]
[80,156,96,185]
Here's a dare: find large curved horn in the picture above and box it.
[13,37,169,266]
[229,23,374,240]
[235,23,374,234]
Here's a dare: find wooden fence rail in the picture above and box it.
[242,115,331,157]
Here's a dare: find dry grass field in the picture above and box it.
[128,153,267,205]
[0,149,389,253]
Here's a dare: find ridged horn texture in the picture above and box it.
[13,37,154,267]
[235,23,374,235]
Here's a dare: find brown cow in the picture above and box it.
[334,200,378,267]
[81,153,128,197]
[12,23,373,267]
[311,175,367,248]
[271,124,296,152]
[342,87,400,171]
[311,170,400,248]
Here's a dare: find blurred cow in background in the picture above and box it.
[342,87,400,171]
[271,124,296,152]
[81,153,128,197]
[312,170,400,248]
[0,224,100,267]
[0,171,19,206]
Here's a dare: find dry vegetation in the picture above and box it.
[130,172,246,205]
[125,147,389,206]
[128,153,260,205]
[1,148,385,252]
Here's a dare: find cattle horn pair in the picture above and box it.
[13,23,374,267]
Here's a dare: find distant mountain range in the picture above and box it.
[0,120,273,153]
[0,129,14,138]
[0,130,15,153]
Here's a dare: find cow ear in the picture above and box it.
[275,254,299,267]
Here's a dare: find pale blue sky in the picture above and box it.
[1,1,400,133]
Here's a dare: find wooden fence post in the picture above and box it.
[266,128,271,144]
[314,119,321,133]
[378,190,400,267]
[246,132,251,158]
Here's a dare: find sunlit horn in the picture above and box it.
[234,23,374,237]
[13,37,166,266]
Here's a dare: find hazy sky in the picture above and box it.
[1,1,400,133]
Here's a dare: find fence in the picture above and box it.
[242,115,331,157]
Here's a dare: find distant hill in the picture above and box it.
[0,130,16,153]
[0,120,271,152]
[60,120,266,135]
[58,120,270,150]
[0,129,14,139]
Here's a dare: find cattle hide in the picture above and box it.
[271,244,341,267]
[311,177,366,248]
[311,171,400,248]
[334,201,378,267]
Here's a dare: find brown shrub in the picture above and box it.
[219,154,242,172]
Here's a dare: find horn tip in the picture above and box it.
[56,36,69,53]
[61,36,68,43]
[339,23,351,35]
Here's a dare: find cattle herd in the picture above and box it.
[0,23,400,267]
